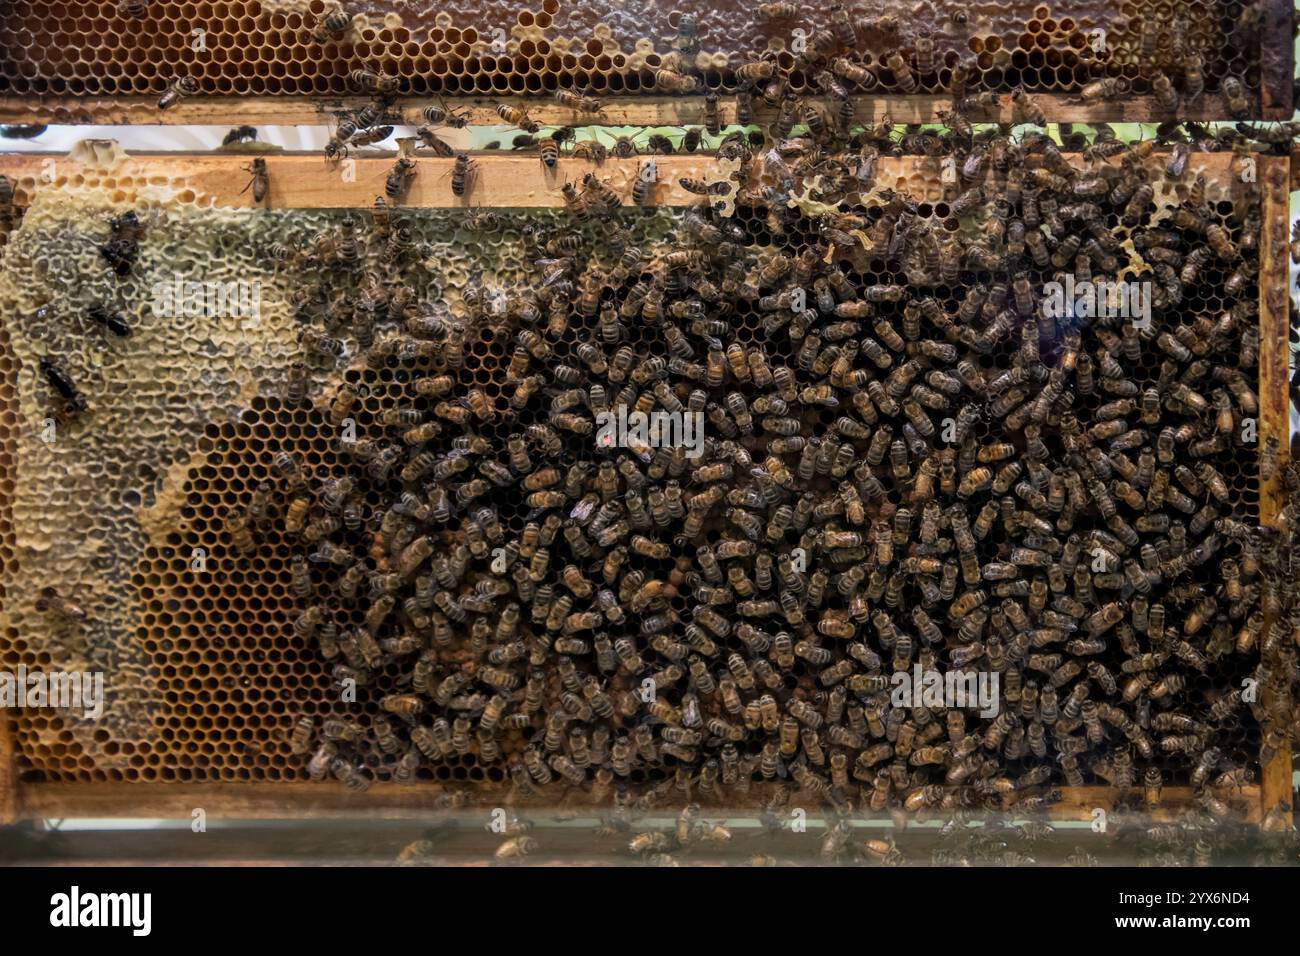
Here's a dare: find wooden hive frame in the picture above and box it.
[0,148,1291,827]
[0,0,1292,127]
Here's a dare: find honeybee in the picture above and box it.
[422,102,470,127]
[241,158,269,205]
[495,103,540,133]
[227,509,256,554]
[158,75,199,110]
[755,2,796,22]
[571,138,608,164]
[1012,88,1045,125]
[40,357,88,413]
[450,153,477,198]
[301,327,345,360]
[539,134,560,169]
[385,157,417,200]
[886,52,915,93]
[654,69,701,93]
[349,68,398,95]
[1183,57,1204,101]
[0,174,13,230]
[36,586,87,622]
[310,8,354,44]
[1081,78,1123,102]
[273,450,305,488]
[1260,436,1279,483]
[289,715,315,755]
[221,125,257,146]
[415,126,455,156]
[632,165,656,205]
[914,30,934,76]
[284,490,311,534]
[247,482,274,529]
[555,88,602,114]
[349,125,395,149]
[87,303,131,337]
[1219,76,1250,119]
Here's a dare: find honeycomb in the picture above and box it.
[0,0,1270,104]
[0,187,308,781]
[0,143,1277,818]
[0,175,683,785]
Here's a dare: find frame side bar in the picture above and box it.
[1256,155,1293,830]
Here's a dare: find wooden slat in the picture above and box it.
[0,717,15,826]
[0,153,732,209]
[15,781,1258,822]
[18,782,506,821]
[1046,786,1262,825]
[1259,0,1296,120]
[0,92,1236,129]
[1256,154,1294,831]
[0,150,1243,212]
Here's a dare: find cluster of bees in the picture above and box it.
[245,64,1300,823]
